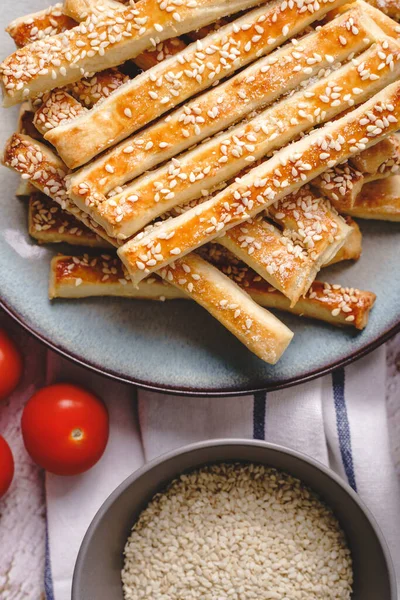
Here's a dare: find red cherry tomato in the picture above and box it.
[0,329,23,401]
[0,436,15,497]
[21,384,109,476]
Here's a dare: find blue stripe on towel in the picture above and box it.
[332,368,357,492]
[253,391,267,440]
[44,517,55,600]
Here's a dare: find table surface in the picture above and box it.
[0,315,399,600]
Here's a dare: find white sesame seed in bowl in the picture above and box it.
[72,440,396,600]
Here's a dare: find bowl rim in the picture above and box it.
[72,438,397,599]
[2,298,399,396]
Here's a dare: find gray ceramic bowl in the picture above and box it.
[72,439,396,600]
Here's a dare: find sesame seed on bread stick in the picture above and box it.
[45,0,348,168]
[118,81,400,286]
[88,37,400,240]
[68,6,375,206]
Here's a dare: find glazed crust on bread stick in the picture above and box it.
[68,68,129,107]
[132,37,187,70]
[49,254,375,330]
[2,0,267,108]
[45,0,349,168]
[209,251,375,330]
[89,37,397,240]
[29,180,357,304]
[118,81,400,286]
[48,246,294,364]
[68,8,376,206]
[5,4,179,109]
[29,192,110,247]
[352,1,400,35]
[2,133,118,247]
[6,4,75,47]
[6,5,132,112]
[343,174,400,220]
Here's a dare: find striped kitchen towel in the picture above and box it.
[45,345,400,600]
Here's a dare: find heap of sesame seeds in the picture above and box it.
[122,463,353,600]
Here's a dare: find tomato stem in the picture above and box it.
[71,428,84,441]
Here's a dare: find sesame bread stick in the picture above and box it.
[67,7,377,203]
[49,253,183,299]
[118,81,400,286]
[26,193,361,267]
[50,248,294,363]
[335,1,400,36]
[247,278,376,330]
[64,0,190,71]
[349,132,400,172]
[207,250,375,330]
[327,1,400,33]
[26,187,359,303]
[29,192,110,247]
[2,0,267,108]
[159,252,295,364]
[2,133,118,247]
[88,37,396,240]
[343,174,400,220]
[45,0,349,168]
[49,254,375,330]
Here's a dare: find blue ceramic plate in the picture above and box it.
[1,2,399,395]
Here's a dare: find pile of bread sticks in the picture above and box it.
[1,0,399,364]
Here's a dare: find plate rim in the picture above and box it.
[2,297,399,397]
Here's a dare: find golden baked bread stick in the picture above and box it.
[49,253,375,330]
